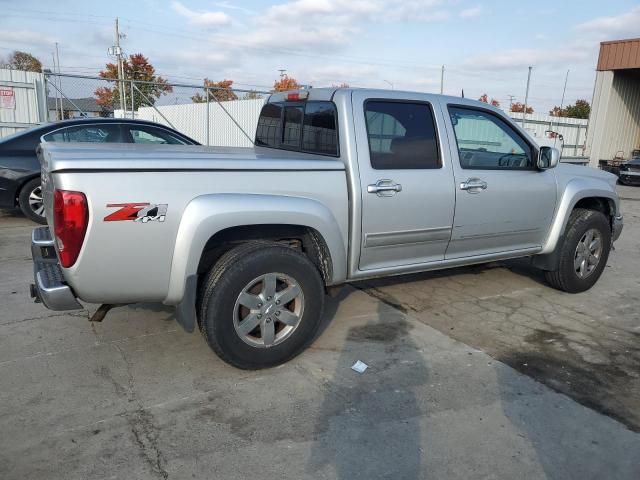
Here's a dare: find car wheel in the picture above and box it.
[18,178,47,224]
[199,241,325,369]
[544,208,611,293]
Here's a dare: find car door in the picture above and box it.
[443,104,557,258]
[353,91,456,271]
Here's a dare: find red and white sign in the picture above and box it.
[0,88,15,109]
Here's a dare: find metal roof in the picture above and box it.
[46,97,108,113]
[597,38,640,71]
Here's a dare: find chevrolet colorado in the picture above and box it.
[30,88,623,368]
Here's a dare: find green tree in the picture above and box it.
[191,79,238,102]
[549,99,590,119]
[2,51,42,72]
[95,54,172,110]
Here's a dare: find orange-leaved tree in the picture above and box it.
[510,102,534,114]
[272,75,300,92]
[192,79,238,102]
[95,54,172,110]
[478,93,500,107]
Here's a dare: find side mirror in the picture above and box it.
[538,146,560,170]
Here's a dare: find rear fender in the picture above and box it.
[164,193,347,305]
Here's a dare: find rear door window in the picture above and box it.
[364,101,441,169]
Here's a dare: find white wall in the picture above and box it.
[0,69,47,138]
[120,97,588,158]
[585,70,640,166]
[120,98,266,147]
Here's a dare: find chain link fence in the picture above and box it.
[41,72,588,158]
[43,73,269,146]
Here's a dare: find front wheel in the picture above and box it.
[199,241,325,369]
[544,208,612,293]
[18,178,47,224]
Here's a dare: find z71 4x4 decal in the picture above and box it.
[104,203,167,223]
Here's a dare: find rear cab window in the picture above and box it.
[256,100,339,156]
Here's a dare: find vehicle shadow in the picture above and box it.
[307,294,427,479]
[354,258,549,293]
[494,354,640,479]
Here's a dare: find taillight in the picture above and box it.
[53,189,88,268]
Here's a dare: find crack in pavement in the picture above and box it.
[113,342,169,480]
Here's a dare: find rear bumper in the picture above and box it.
[30,226,82,311]
[612,215,623,243]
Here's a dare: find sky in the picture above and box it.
[0,0,639,112]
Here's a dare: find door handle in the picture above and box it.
[460,178,487,193]
[367,179,403,196]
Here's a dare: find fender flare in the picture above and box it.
[164,193,347,305]
[539,178,619,255]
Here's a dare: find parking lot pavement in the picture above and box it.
[1,197,639,480]
[359,185,640,435]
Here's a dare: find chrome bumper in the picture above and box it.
[30,226,82,311]
[613,215,623,243]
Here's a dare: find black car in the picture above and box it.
[618,153,640,186]
[0,118,198,223]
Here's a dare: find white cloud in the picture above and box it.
[228,0,450,55]
[0,30,57,47]
[575,6,640,41]
[463,47,589,70]
[171,1,231,27]
[460,6,482,18]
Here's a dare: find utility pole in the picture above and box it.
[550,70,569,133]
[522,66,532,127]
[113,18,126,115]
[51,52,59,120]
[440,65,444,94]
[55,42,64,119]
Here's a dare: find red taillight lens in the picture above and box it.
[53,189,88,268]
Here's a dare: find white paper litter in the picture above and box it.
[351,360,368,373]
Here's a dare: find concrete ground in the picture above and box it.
[1,188,639,480]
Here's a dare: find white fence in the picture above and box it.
[0,69,47,138]
[117,98,266,147]
[510,112,588,159]
[125,99,588,159]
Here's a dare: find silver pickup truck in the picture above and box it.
[31,88,623,369]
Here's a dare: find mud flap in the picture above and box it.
[174,275,197,333]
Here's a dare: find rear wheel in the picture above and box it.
[544,208,611,293]
[18,178,47,224]
[199,241,325,369]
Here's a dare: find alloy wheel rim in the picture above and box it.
[28,186,45,217]
[233,272,304,348]
[574,228,603,279]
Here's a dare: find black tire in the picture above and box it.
[18,178,46,224]
[544,208,611,293]
[199,241,325,369]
